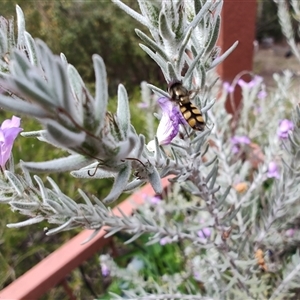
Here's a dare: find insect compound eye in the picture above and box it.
[168,80,189,102]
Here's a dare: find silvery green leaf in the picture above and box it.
[53,55,78,118]
[123,179,145,192]
[67,64,84,117]
[0,196,15,203]
[153,136,164,165]
[24,32,38,66]
[137,0,160,28]
[221,205,241,224]
[21,155,93,173]
[10,201,40,211]
[207,163,219,190]
[45,119,86,149]
[34,175,48,203]
[204,155,218,167]
[45,218,74,235]
[114,133,139,162]
[71,165,116,179]
[21,130,46,138]
[189,0,213,30]
[4,49,60,107]
[147,84,168,98]
[201,98,215,114]
[7,215,45,228]
[77,189,94,208]
[159,12,175,41]
[124,231,144,244]
[112,0,149,28]
[198,64,206,90]
[93,54,108,134]
[177,27,193,72]
[148,167,162,194]
[167,62,177,82]
[210,41,239,69]
[55,195,78,215]
[191,129,210,145]
[104,226,124,238]
[139,44,167,74]
[4,171,24,196]
[81,228,102,245]
[117,84,130,138]
[136,135,145,158]
[5,14,15,53]
[184,47,205,84]
[135,29,168,61]
[60,52,68,64]
[0,28,7,55]
[103,163,131,203]
[45,199,63,214]
[194,0,202,15]
[46,177,63,195]
[16,5,25,47]
[205,16,221,54]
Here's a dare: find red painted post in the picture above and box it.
[217,0,257,114]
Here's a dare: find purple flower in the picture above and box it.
[258,89,267,100]
[160,236,172,245]
[238,75,263,89]
[148,195,161,205]
[231,135,251,154]
[137,101,149,109]
[223,82,235,93]
[193,271,202,282]
[286,228,295,237]
[277,119,294,139]
[100,262,110,277]
[267,161,280,179]
[0,116,22,168]
[156,97,187,145]
[197,227,211,239]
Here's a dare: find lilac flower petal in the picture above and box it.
[232,145,240,154]
[258,90,267,100]
[137,102,149,108]
[156,97,181,145]
[267,161,280,179]
[237,79,247,88]
[0,116,22,168]
[231,135,251,145]
[286,228,295,237]
[277,119,294,139]
[1,116,21,129]
[193,271,202,281]
[238,76,263,89]
[197,228,211,239]
[149,195,161,205]
[101,263,110,277]
[201,227,211,238]
[160,237,171,245]
[223,82,234,93]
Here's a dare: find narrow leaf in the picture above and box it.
[103,164,131,203]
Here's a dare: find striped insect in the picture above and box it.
[167,81,205,131]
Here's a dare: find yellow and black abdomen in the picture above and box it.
[179,101,205,131]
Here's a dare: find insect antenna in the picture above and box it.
[87,163,102,177]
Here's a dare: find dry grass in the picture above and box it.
[254,43,300,87]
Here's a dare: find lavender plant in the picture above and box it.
[1,0,300,299]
